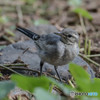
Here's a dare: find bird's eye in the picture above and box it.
[67,34,72,38]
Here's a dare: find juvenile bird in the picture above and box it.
[17,27,79,81]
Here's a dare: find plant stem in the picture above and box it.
[88,40,91,55]
[79,14,86,34]
[86,54,100,57]
[1,67,40,75]
[0,64,23,75]
[79,14,88,55]
[2,63,28,67]
[84,36,88,55]
[49,83,54,93]
[68,79,75,88]
[79,53,100,67]
[2,35,15,43]
[0,66,67,83]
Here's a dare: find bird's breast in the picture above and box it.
[52,43,79,66]
[39,42,79,66]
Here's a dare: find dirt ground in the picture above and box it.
[0,0,100,77]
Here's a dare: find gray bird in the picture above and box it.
[17,27,79,81]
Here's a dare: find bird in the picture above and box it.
[16,27,79,81]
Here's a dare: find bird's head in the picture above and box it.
[54,28,79,45]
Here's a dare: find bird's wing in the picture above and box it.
[35,34,60,51]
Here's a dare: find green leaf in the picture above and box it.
[0,81,15,99]
[82,96,99,100]
[33,19,49,26]
[27,0,36,4]
[11,74,75,96]
[0,16,9,24]
[34,88,58,100]
[69,63,100,98]
[69,63,90,80]
[0,73,3,77]
[68,0,82,7]
[69,63,90,91]
[3,97,9,100]
[5,29,15,37]
[73,8,93,20]
[21,0,36,5]
[88,78,100,97]
[11,75,51,93]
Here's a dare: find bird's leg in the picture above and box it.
[40,61,44,76]
[54,66,62,82]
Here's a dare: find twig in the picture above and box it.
[80,47,100,53]
[0,1,24,6]
[41,72,66,83]
[88,40,91,55]
[79,14,89,55]
[16,5,23,25]
[84,36,88,55]
[86,54,100,57]
[16,48,29,60]
[68,79,75,88]
[0,65,66,83]
[79,14,86,34]
[0,41,7,45]
[53,86,67,97]
[23,48,29,54]
[2,63,28,67]
[79,53,100,67]
[49,83,54,93]
[2,35,15,43]
[0,64,23,76]
[6,67,40,75]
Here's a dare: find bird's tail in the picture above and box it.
[16,27,40,40]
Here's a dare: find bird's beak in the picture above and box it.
[73,34,79,43]
[54,32,62,37]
